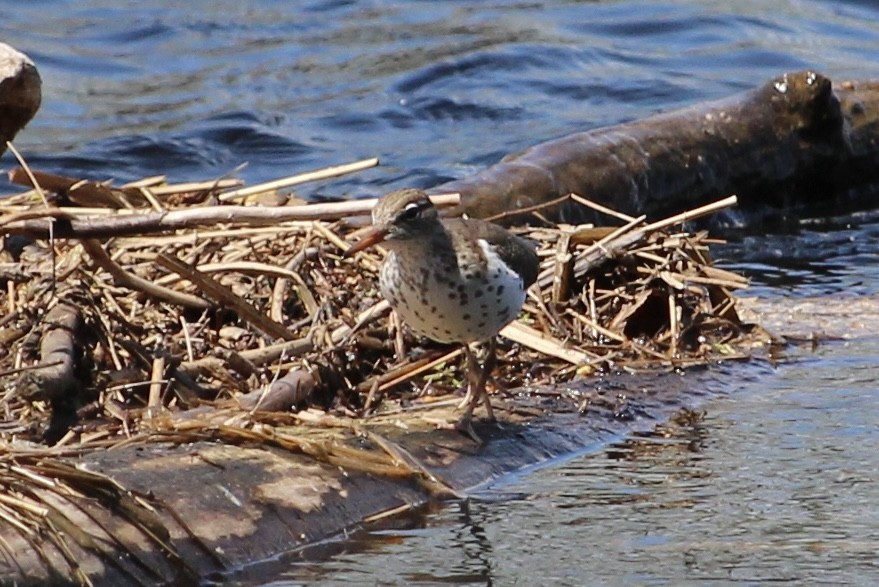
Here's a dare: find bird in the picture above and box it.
[345,188,539,438]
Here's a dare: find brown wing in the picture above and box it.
[446,218,539,288]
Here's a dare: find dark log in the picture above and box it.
[432,71,877,226]
[7,72,879,241]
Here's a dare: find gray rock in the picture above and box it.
[0,42,41,155]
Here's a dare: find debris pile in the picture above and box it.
[0,159,767,448]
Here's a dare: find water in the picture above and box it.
[2,1,879,585]
[4,1,879,197]
[717,209,879,297]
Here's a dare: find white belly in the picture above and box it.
[380,240,526,344]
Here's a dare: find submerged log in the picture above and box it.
[0,369,744,586]
[432,70,878,226]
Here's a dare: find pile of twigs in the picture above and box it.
[0,156,774,584]
[0,158,765,449]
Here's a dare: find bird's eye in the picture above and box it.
[398,202,422,222]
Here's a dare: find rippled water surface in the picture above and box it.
[5,0,879,196]
[3,1,879,585]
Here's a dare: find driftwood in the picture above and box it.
[5,71,878,243]
[0,189,461,240]
[14,301,81,402]
[433,70,879,226]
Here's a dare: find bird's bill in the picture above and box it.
[344,227,389,256]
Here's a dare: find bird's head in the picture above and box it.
[346,188,439,255]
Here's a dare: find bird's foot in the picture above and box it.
[454,410,483,444]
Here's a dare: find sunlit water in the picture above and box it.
[2,0,879,585]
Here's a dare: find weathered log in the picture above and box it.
[432,70,876,226]
[15,302,82,403]
[0,367,741,586]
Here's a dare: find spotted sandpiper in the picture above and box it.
[346,188,539,436]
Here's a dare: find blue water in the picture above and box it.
[3,1,879,585]
[4,0,879,197]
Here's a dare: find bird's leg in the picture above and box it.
[456,344,482,442]
[459,337,497,422]
[456,338,497,439]
[479,337,497,421]
[458,344,478,406]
